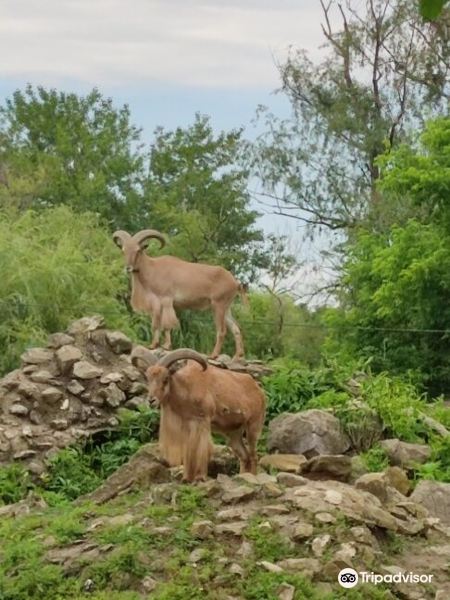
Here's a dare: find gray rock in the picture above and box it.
[277,558,321,575]
[216,521,248,536]
[380,439,431,467]
[190,520,214,539]
[51,419,68,430]
[268,409,350,457]
[9,403,29,416]
[67,380,85,395]
[311,534,331,557]
[100,372,123,385]
[291,522,314,541]
[105,331,133,354]
[68,316,105,334]
[276,472,309,487]
[41,386,63,404]
[17,381,41,400]
[222,485,256,504]
[56,346,83,374]
[47,333,75,349]
[410,480,450,525]
[259,454,307,473]
[21,348,54,365]
[301,454,352,481]
[29,370,55,384]
[13,449,37,460]
[104,383,126,408]
[73,361,103,380]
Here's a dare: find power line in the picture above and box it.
[0,298,449,335]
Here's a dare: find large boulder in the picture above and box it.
[380,439,431,468]
[410,480,450,525]
[267,410,350,457]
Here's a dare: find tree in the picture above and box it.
[0,206,130,375]
[251,0,450,238]
[327,117,450,394]
[143,114,271,281]
[420,0,450,19]
[0,86,145,230]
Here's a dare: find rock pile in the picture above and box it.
[0,316,270,473]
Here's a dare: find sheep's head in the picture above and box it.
[112,229,166,274]
[132,348,208,408]
[146,364,171,407]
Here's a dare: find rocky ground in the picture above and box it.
[1,443,449,600]
[1,317,450,599]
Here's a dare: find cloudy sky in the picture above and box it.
[1,0,324,135]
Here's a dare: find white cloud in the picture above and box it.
[1,0,324,87]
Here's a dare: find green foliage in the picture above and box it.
[0,463,32,504]
[0,85,145,230]
[416,436,450,482]
[328,220,450,394]
[420,0,449,20]
[0,205,130,376]
[360,445,390,473]
[42,447,102,501]
[145,113,267,281]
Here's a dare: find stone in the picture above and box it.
[259,454,307,473]
[385,466,410,496]
[258,561,283,573]
[47,333,75,349]
[311,534,331,557]
[301,454,352,481]
[230,563,245,577]
[29,370,55,384]
[21,348,53,365]
[380,439,431,468]
[355,472,390,503]
[188,548,208,563]
[291,522,314,541]
[105,331,133,354]
[276,472,309,487]
[29,410,42,424]
[335,542,356,564]
[104,383,126,408]
[262,482,283,497]
[222,485,256,504]
[234,472,259,485]
[277,558,320,575]
[13,449,37,460]
[315,512,336,524]
[66,380,85,396]
[267,410,350,457]
[411,480,450,525]
[41,386,63,404]
[73,361,103,380]
[51,419,68,430]
[56,346,83,374]
[216,521,248,536]
[68,316,105,334]
[9,404,29,416]
[261,505,290,516]
[191,520,214,539]
[17,381,41,400]
[217,508,248,521]
[277,583,295,600]
[100,372,124,385]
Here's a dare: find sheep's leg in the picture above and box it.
[210,301,227,359]
[162,330,172,351]
[227,430,251,474]
[245,421,262,475]
[225,309,244,361]
[149,314,162,349]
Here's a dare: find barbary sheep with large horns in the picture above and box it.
[131,346,266,482]
[113,229,245,360]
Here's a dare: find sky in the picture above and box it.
[0,0,330,298]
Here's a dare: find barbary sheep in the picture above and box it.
[131,347,266,482]
[113,229,245,360]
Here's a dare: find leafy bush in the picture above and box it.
[360,445,390,472]
[0,464,33,505]
[0,206,130,376]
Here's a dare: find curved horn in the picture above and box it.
[133,229,166,249]
[131,345,158,370]
[159,349,208,371]
[112,230,131,248]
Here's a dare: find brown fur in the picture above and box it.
[113,230,245,359]
[145,354,266,482]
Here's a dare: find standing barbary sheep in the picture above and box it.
[131,347,266,482]
[113,229,245,360]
